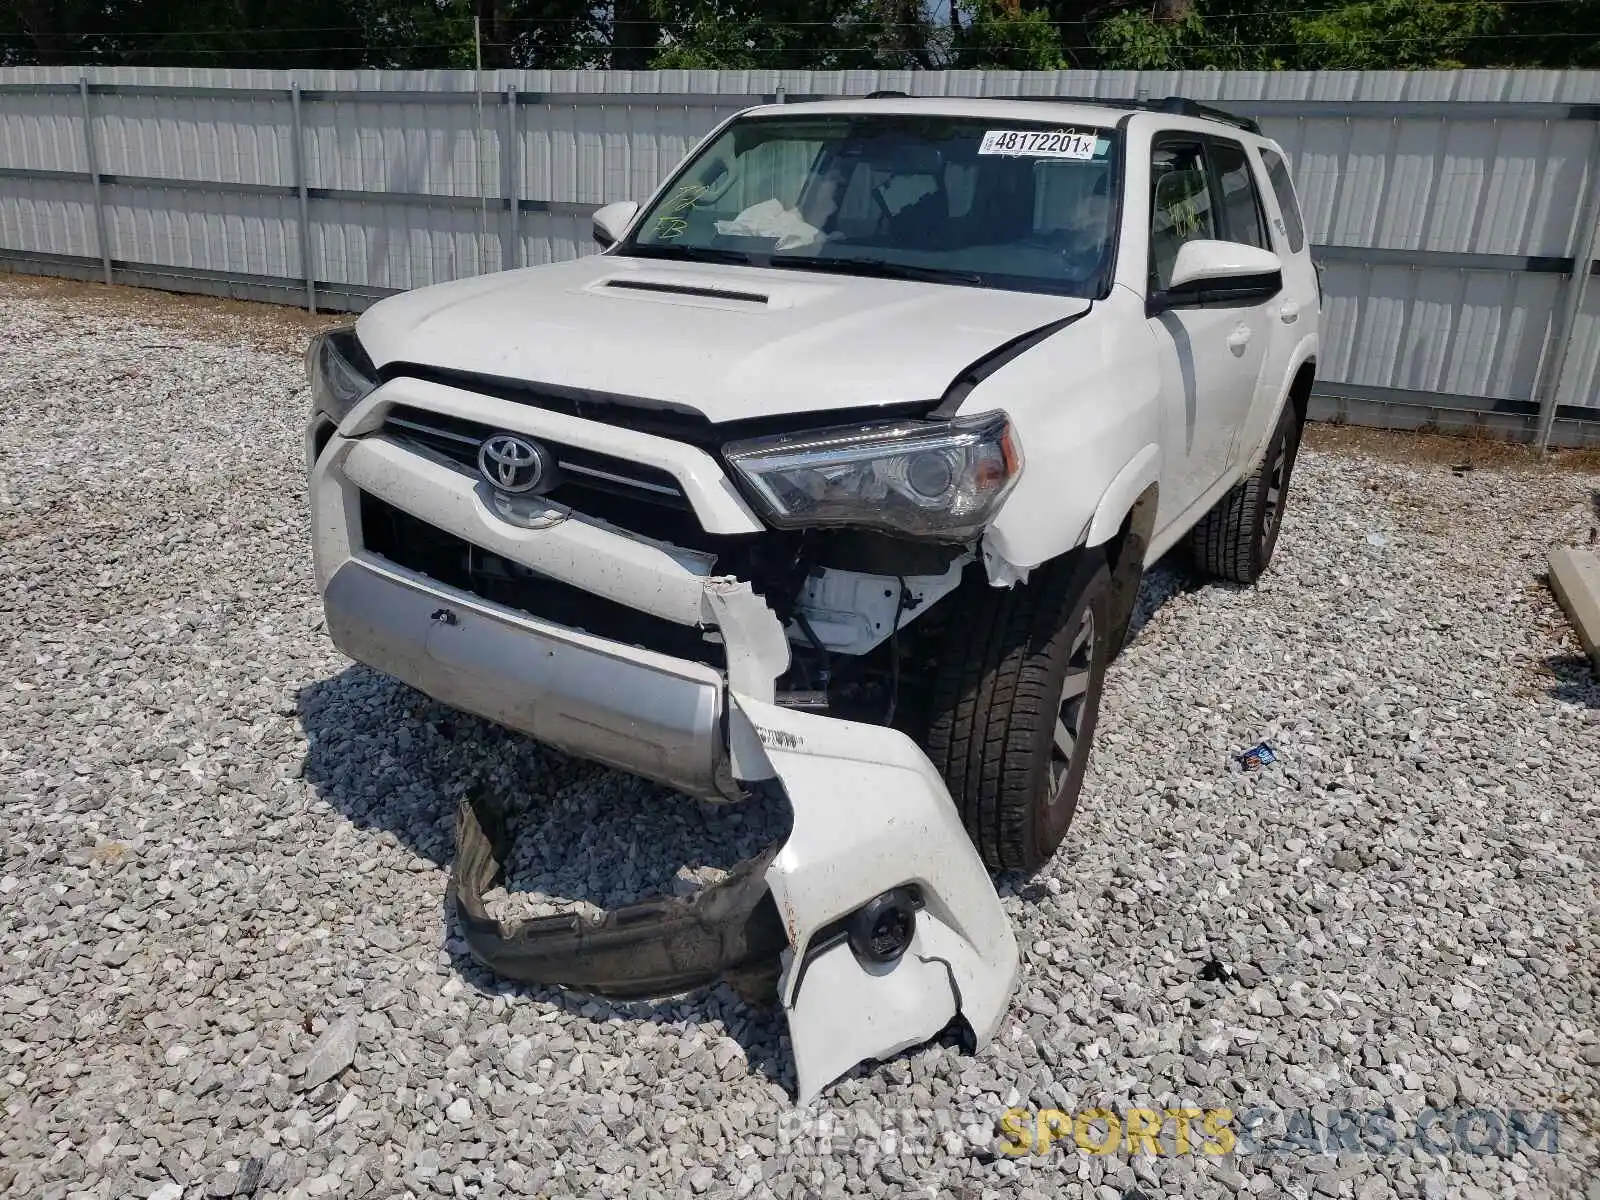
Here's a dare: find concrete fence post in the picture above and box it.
[77,76,112,286]
[290,81,316,314]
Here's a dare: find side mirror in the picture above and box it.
[592,200,640,250]
[1151,240,1283,313]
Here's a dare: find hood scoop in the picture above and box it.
[602,277,770,305]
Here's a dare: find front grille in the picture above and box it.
[382,405,692,513]
[359,492,725,669]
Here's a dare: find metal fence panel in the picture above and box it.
[93,93,295,186]
[0,92,87,173]
[312,197,501,289]
[1556,287,1600,409]
[303,96,499,197]
[0,175,96,256]
[104,183,301,278]
[1,65,1597,439]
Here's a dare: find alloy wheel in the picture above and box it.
[1049,608,1097,800]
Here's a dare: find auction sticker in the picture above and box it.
[978,129,1100,159]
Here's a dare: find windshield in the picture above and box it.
[619,113,1120,297]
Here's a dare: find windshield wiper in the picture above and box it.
[761,256,987,287]
[620,243,755,267]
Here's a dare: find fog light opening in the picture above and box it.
[847,887,918,965]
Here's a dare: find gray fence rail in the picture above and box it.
[1,67,1598,447]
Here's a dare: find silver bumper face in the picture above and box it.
[322,558,727,797]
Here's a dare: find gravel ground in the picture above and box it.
[1,274,1597,1200]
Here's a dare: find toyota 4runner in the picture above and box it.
[305,94,1321,1101]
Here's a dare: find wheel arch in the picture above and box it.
[1288,357,1315,424]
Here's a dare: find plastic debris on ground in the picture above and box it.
[1235,742,1277,771]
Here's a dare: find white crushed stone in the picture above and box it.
[0,277,1596,1199]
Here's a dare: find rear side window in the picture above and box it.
[1258,147,1306,254]
[1209,139,1268,249]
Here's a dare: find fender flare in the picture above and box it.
[1085,442,1160,548]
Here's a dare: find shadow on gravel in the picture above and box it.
[1122,558,1219,648]
[294,666,795,1087]
[1541,653,1600,708]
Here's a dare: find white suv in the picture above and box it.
[305,95,1320,1100]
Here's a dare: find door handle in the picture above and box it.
[1279,300,1301,324]
[1227,326,1252,350]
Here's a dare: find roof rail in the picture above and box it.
[1153,96,1261,134]
[998,93,1261,135]
[848,90,1261,135]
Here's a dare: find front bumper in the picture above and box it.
[308,374,1020,1102]
[322,557,728,797]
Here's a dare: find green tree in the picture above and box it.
[1292,0,1500,69]
[1485,0,1599,68]
[952,0,1066,68]
[1088,0,1581,72]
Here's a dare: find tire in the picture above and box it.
[923,552,1113,873]
[1191,401,1304,584]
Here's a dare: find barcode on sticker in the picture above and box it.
[978,129,1100,160]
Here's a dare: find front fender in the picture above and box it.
[966,288,1163,576]
[732,695,1021,1105]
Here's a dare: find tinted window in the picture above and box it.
[1149,140,1217,292]
[1210,138,1268,249]
[1259,147,1306,253]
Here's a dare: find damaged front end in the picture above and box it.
[310,372,1022,1102]
[447,572,1020,1106]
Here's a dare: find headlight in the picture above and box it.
[723,412,1022,541]
[306,326,379,424]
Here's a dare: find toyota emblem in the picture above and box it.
[478,433,549,494]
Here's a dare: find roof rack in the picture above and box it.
[996,93,1261,135]
[854,90,1261,135]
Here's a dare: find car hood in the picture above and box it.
[356,255,1091,424]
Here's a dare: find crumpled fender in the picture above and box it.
[731,694,1021,1104]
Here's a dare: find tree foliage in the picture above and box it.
[2,0,1594,70]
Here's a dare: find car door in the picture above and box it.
[1145,134,1277,523]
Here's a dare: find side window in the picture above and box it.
[1258,147,1306,254]
[1210,138,1268,249]
[1149,140,1217,292]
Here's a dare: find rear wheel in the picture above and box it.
[923,553,1112,872]
[1191,401,1304,584]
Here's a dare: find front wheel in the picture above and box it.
[923,553,1113,873]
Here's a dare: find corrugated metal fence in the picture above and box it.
[1,67,1598,446]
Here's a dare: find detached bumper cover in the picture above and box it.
[450,787,789,997]
[736,695,1021,1104]
[441,688,1020,1105]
